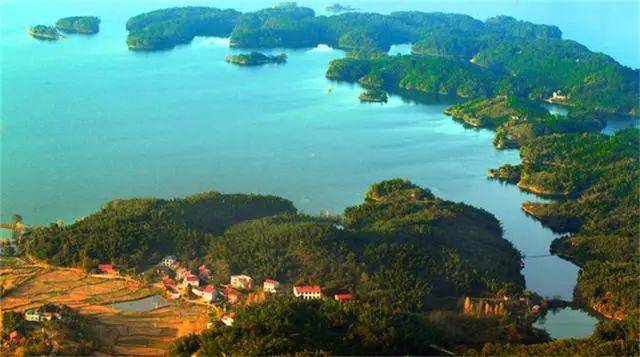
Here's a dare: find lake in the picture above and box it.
[2,0,636,338]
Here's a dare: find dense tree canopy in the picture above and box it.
[492,128,639,322]
[124,4,637,116]
[327,54,501,98]
[25,192,296,271]
[126,7,240,50]
[207,179,523,311]
[445,96,604,148]
[473,39,639,114]
[55,16,100,34]
[28,25,61,40]
[170,297,443,356]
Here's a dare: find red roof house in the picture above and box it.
[185,275,200,287]
[98,264,117,275]
[8,330,20,341]
[221,312,236,326]
[263,279,280,293]
[334,293,353,302]
[293,285,322,299]
[223,287,243,304]
[198,264,211,278]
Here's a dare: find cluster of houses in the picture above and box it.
[155,256,354,327]
[24,305,62,322]
[157,256,218,302]
[4,305,63,346]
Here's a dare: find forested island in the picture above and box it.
[55,16,101,34]
[28,25,62,41]
[226,52,287,66]
[123,5,638,116]
[123,5,635,113]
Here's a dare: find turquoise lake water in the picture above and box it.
[2,0,634,338]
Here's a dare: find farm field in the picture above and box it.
[1,257,210,355]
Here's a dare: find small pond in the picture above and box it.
[542,103,570,116]
[108,295,172,312]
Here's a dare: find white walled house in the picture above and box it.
[263,279,280,293]
[230,274,253,290]
[221,312,235,327]
[293,285,322,300]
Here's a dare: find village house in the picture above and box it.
[160,255,178,268]
[25,308,42,322]
[293,285,322,300]
[163,278,176,288]
[167,290,181,300]
[230,274,253,290]
[8,330,21,343]
[224,287,243,304]
[221,312,235,327]
[334,293,353,303]
[202,285,217,301]
[175,267,189,279]
[24,306,61,322]
[198,264,211,279]
[263,279,280,293]
[98,263,118,275]
[193,285,217,302]
[185,275,200,287]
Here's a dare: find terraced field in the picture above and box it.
[0,257,209,355]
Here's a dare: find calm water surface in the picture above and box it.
[3,0,636,338]
[109,295,172,311]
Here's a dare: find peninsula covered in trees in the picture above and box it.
[359,88,387,102]
[24,179,524,303]
[55,16,101,34]
[491,128,639,322]
[226,52,287,66]
[25,192,296,271]
[484,128,639,355]
[126,7,240,51]
[444,96,604,149]
[21,179,546,354]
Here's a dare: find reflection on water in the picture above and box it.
[388,43,412,55]
[109,295,172,312]
[542,103,570,116]
[602,117,639,135]
[534,307,599,339]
